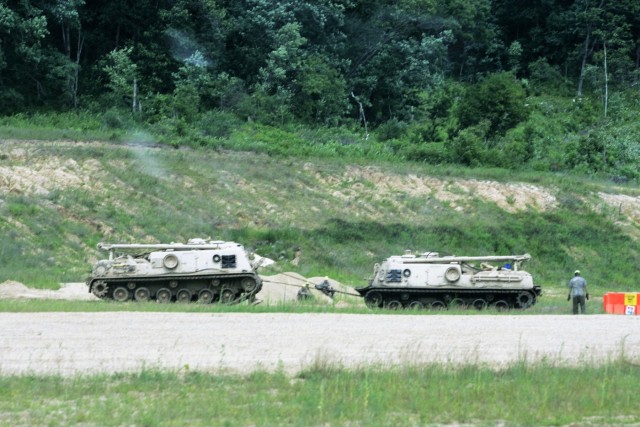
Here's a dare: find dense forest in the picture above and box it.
[1,0,639,178]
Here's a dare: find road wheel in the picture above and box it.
[430,300,446,310]
[134,287,151,302]
[198,289,214,304]
[176,289,192,303]
[472,299,488,310]
[386,300,403,310]
[493,300,510,311]
[364,291,383,309]
[113,286,130,302]
[156,288,172,303]
[448,298,466,310]
[220,287,236,304]
[241,277,257,292]
[408,301,425,310]
[516,291,534,309]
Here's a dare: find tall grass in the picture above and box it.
[0,293,605,314]
[0,111,122,141]
[1,361,638,426]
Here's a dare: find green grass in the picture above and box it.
[0,292,605,315]
[1,140,639,291]
[1,361,638,426]
[0,112,122,141]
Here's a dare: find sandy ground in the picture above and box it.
[0,312,638,376]
[0,273,355,305]
[0,281,99,301]
[1,279,639,376]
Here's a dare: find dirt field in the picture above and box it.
[1,311,639,376]
[1,280,639,376]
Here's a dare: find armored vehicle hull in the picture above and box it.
[356,252,541,310]
[86,238,262,304]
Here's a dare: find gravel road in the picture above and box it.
[1,312,638,376]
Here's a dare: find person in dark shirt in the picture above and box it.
[315,277,335,298]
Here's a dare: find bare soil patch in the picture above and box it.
[0,274,357,306]
[0,281,97,301]
[1,280,639,377]
[0,312,638,376]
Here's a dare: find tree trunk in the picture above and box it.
[72,27,84,109]
[603,41,608,117]
[577,24,591,97]
[635,45,640,86]
[577,0,604,97]
[62,25,71,58]
[62,22,83,109]
[351,92,369,140]
[132,79,137,113]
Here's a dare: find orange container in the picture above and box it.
[603,292,640,315]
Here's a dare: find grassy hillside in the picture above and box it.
[1,139,639,293]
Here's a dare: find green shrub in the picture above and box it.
[375,119,408,142]
[198,110,243,139]
[102,108,127,129]
[528,58,571,96]
[491,125,535,168]
[457,72,529,138]
[448,121,490,166]
[398,141,448,163]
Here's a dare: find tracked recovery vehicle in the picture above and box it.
[87,238,262,303]
[356,252,540,310]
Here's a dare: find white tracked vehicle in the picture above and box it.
[86,238,262,304]
[356,251,541,310]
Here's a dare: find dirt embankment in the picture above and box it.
[3,141,639,229]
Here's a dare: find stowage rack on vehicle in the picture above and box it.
[86,238,262,304]
[356,251,541,310]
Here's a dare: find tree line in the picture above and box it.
[1,0,639,177]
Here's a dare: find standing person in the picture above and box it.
[568,270,589,314]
